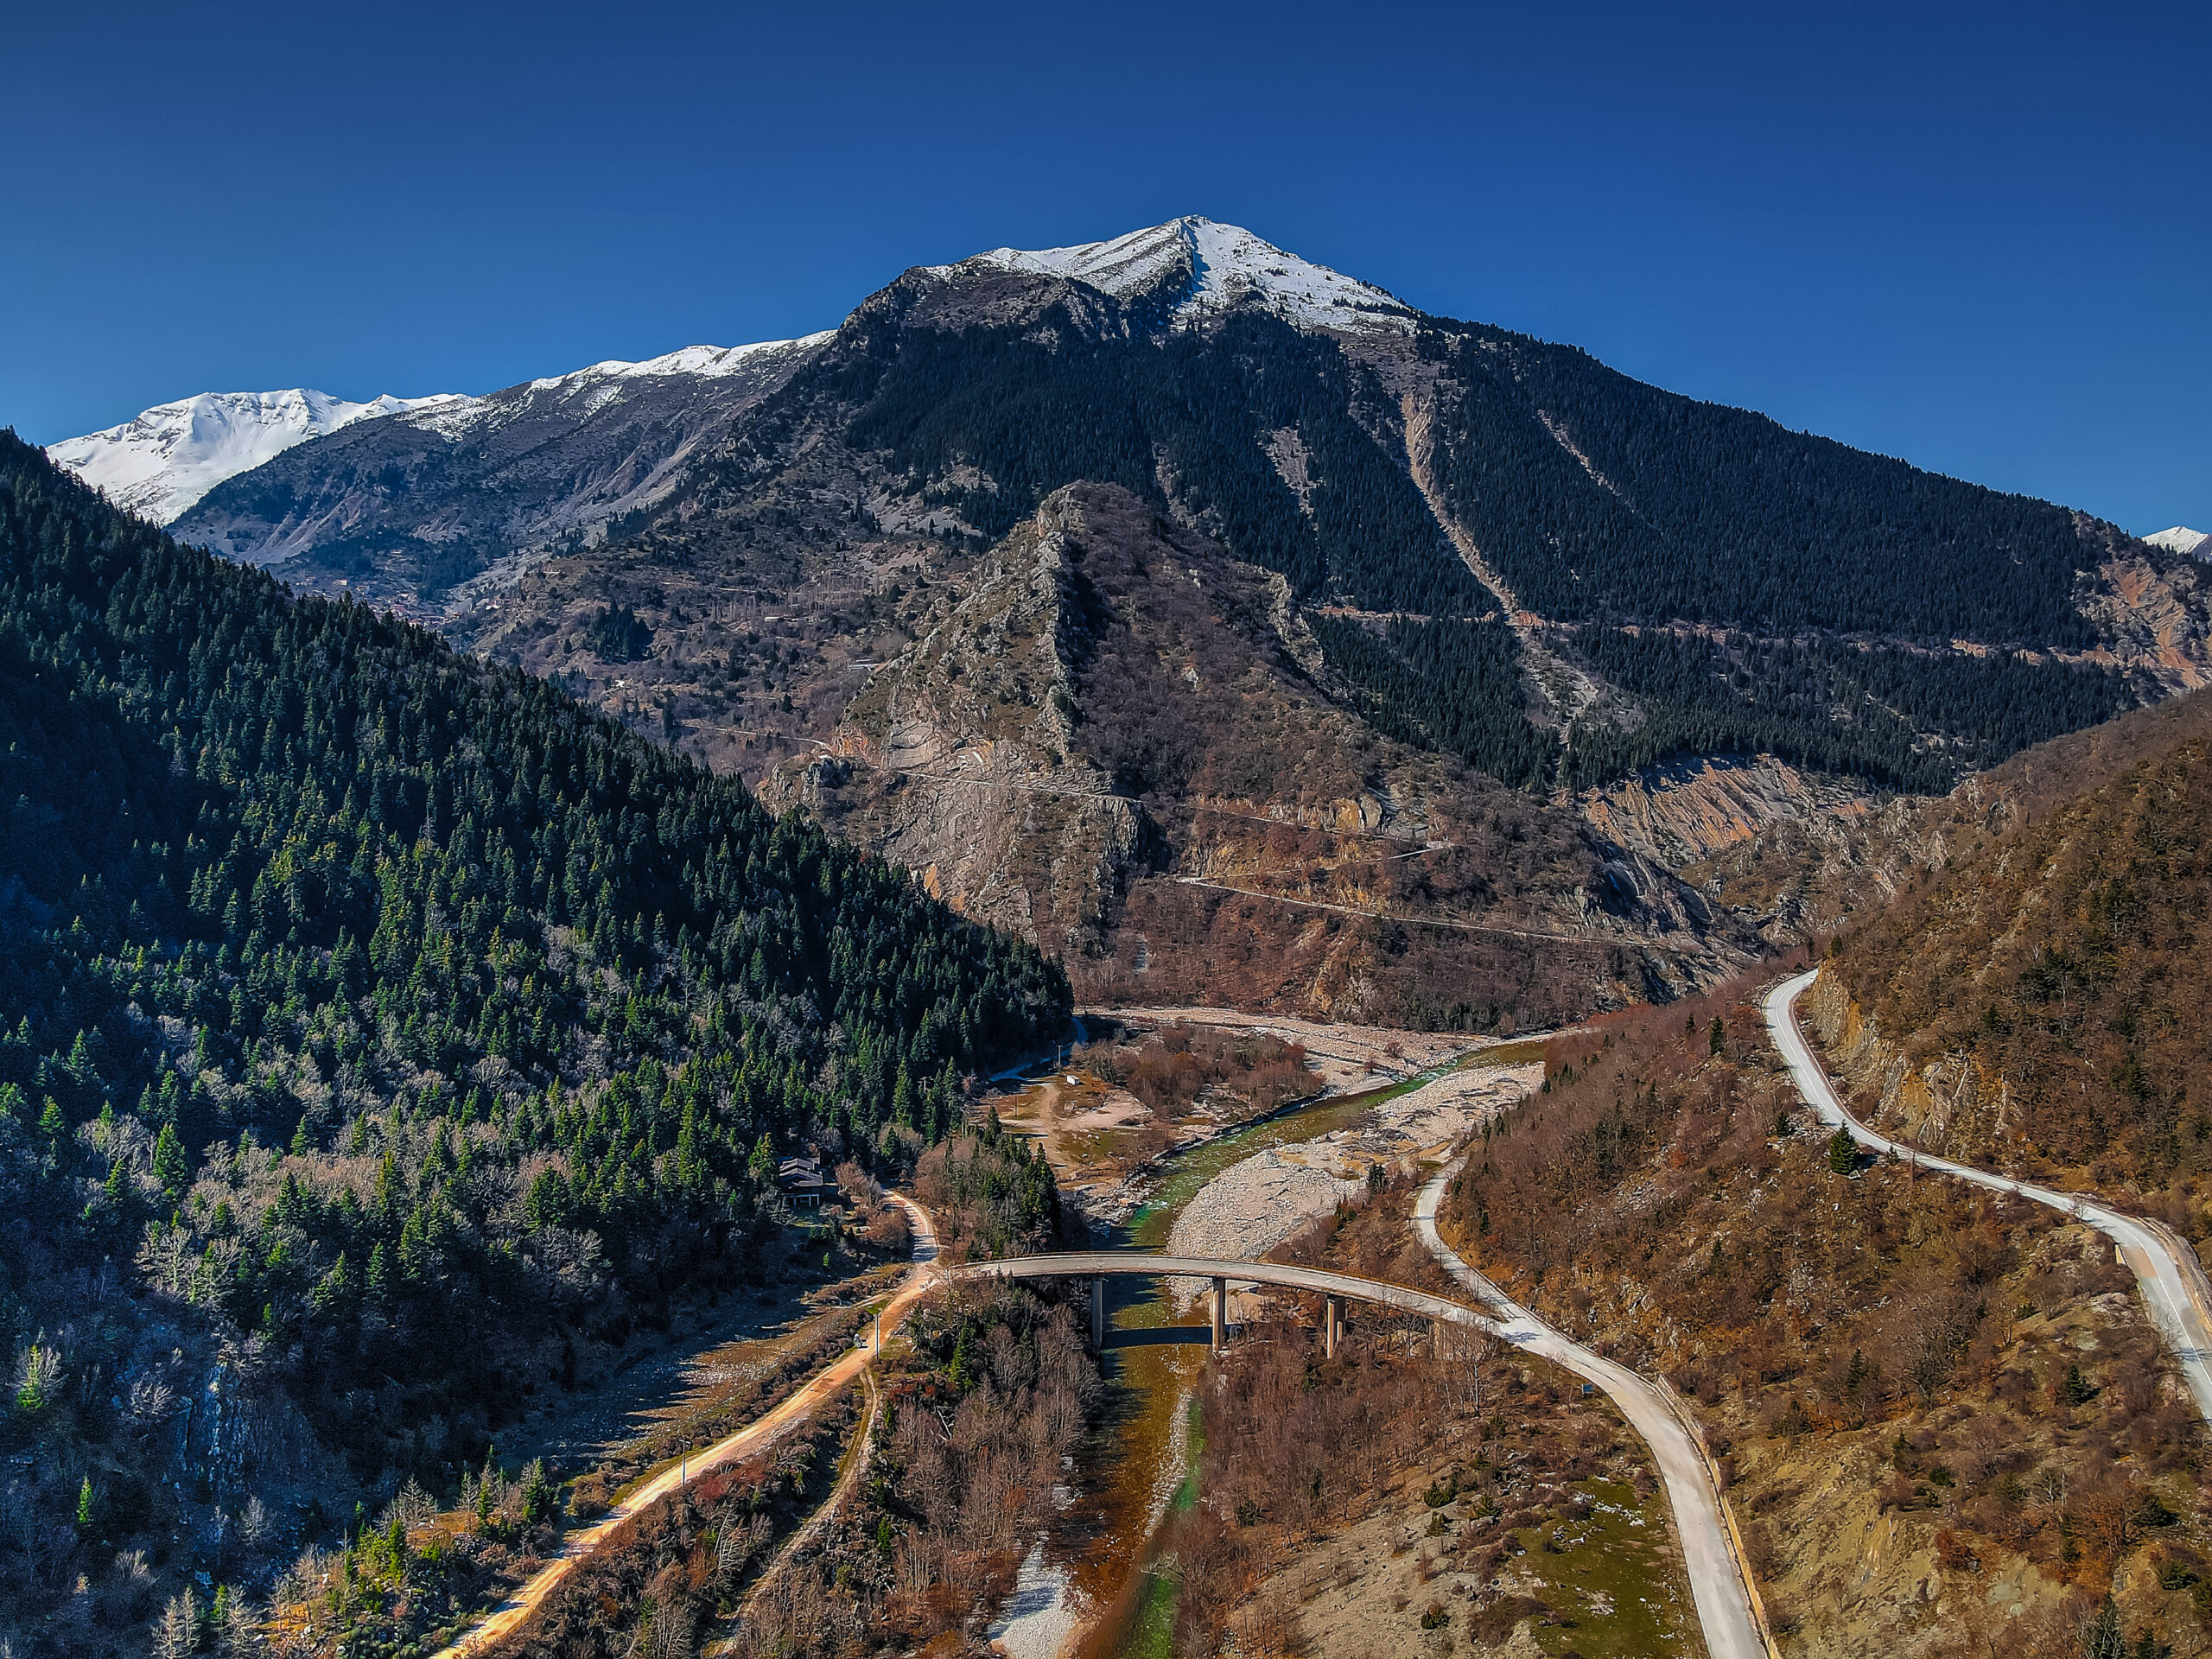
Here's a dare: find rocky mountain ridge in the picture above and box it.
[770,482,1737,1023]
[41,217,2212,1023]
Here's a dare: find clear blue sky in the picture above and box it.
[3,0,2204,532]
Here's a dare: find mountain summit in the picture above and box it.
[943,216,1418,336]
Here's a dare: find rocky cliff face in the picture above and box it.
[1581,753,1878,870]
[2075,543,2212,691]
[1802,968,2011,1165]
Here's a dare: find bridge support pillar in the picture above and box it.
[1324,1294,1341,1358]
[1211,1277,1227,1352]
[1432,1318,1442,1358]
[1090,1277,1104,1349]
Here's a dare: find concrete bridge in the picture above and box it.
[954,1251,1501,1356]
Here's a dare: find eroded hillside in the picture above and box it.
[769,482,1740,1026]
[1801,689,2212,1231]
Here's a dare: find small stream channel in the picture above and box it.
[999,1060,1475,1659]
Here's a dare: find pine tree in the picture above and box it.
[1827,1128,1857,1176]
[520,1459,552,1524]
[2079,1599,2124,1659]
[156,1588,198,1659]
[152,1122,188,1198]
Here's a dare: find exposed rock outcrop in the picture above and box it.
[1582,753,1878,870]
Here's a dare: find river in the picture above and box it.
[993,1055,1504,1659]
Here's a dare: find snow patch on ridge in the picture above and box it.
[950,216,1418,336]
[2145,525,2209,558]
[523,332,837,393]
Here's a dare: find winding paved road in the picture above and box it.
[1765,969,2212,1421]
[1410,1167,1775,1659]
[433,1198,938,1659]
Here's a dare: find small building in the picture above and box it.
[777,1155,833,1208]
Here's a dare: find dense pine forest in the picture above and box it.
[1554,626,2135,792]
[1308,611,2132,796]
[800,289,2130,652]
[817,308,1492,617]
[1416,321,2116,644]
[1308,613,1556,788]
[0,433,1068,1654]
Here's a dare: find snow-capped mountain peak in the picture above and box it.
[949,216,1418,335]
[2145,525,2209,558]
[46,387,467,525]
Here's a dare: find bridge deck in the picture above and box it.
[956,1252,1502,1334]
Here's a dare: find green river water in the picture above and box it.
[1039,1060,1478,1659]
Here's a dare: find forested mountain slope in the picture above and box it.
[0,433,1065,1654]
[1799,687,2212,1224]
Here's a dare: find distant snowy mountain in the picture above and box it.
[2145,525,2209,557]
[162,331,833,594]
[401,334,833,445]
[46,388,464,524]
[944,216,1419,336]
[47,337,836,535]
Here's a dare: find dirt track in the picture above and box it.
[433,1198,940,1659]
